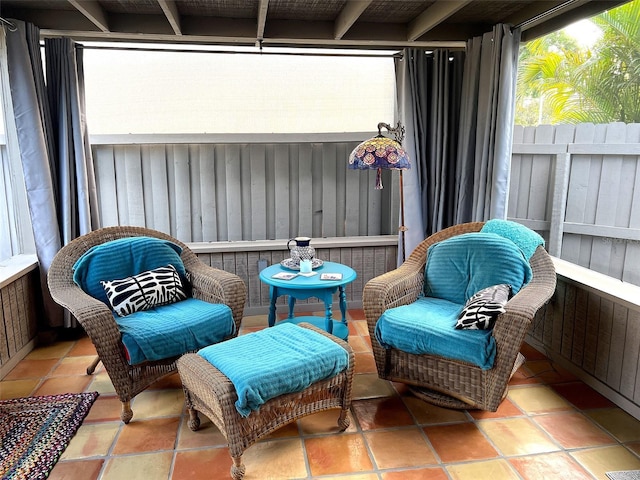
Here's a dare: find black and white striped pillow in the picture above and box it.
[455,284,511,330]
[101,264,187,317]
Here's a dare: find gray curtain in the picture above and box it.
[455,24,521,222]
[397,24,521,259]
[395,48,465,259]
[5,21,99,328]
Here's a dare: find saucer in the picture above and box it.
[280,258,324,271]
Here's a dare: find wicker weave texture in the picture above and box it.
[177,323,354,480]
[47,226,247,423]
[363,222,557,411]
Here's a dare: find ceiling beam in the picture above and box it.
[407,0,473,41]
[157,0,182,35]
[334,0,372,40]
[67,0,109,32]
[257,0,270,43]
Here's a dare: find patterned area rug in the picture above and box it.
[0,392,99,479]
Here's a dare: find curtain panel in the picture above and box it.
[5,21,99,328]
[396,24,521,260]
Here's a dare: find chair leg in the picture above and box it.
[121,401,133,424]
[337,409,350,431]
[230,456,246,480]
[187,408,200,431]
[86,356,101,375]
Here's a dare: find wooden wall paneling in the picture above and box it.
[13,276,27,347]
[239,145,252,241]
[95,146,118,226]
[345,166,361,236]
[4,283,17,357]
[123,145,145,227]
[606,304,628,389]
[297,144,313,237]
[322,143,338,238]
[140,145,153,229]
[591,125,626,277]
[199,144,217,241]
[0,292,8,365]
[209,252,224,270]
[529,125,554,221]
[147,145,170,234]
[335,143,348,238]
[311,144,323,237]
[561,282,576,360]
[214,145,229,241]
[288,144,300,236]
[594,298,614,382]
[583,292,601,374]
[542,289,555,349]
[627,310,640,404]
[171,144,192,241]
[189,145,203,242]
[249,144,267,241]
[571,288,588,366]
[225,144,243,241]
[551,281,565,353]
[246,251,262,309]
[273,144,291,240]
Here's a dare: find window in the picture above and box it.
[82,45,396,134]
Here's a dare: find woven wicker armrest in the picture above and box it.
[186,262,247,331]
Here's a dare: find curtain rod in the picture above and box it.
[0,16,17,31]
[79,44,403,59]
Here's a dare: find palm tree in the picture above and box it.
[516,0,640,125]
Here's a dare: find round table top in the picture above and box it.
[259,260,356,289]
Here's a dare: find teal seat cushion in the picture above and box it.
[424,232,532,305]
[198,323,349,417]
[73,236,186,306]
[481,219,545,260]
[115,298,235,365]
[375,297,496,369]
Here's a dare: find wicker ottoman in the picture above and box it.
[176,323,354,480]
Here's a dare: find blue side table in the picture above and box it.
[258,261,357,340]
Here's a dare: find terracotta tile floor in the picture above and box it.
[2,309,640,480]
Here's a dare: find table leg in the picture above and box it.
[339,285,347,321]
[268,286,277,327]
[288,296,296,319]
[324,298,333,334]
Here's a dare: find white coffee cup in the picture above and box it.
[300,259,312,273]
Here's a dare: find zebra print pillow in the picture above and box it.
[101,264,187,317]
[455,284,511,330]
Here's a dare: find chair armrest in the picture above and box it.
[363,262,425,333]
[186,263,247,331]
[47,281,131,373]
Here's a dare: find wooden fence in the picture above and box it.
[510,123,640,286]
[91,133,401,242]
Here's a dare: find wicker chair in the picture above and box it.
[363,222,557,411]
[47,226,247,423]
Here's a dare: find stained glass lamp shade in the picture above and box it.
[348,122,410,189]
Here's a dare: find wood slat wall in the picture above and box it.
[528,273,640,418]
[92,139,401,242]
[511,123,640,287]
[0,267,39,374]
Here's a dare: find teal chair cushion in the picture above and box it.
[481,219,545,260]
[375,296,496,369]
[73,236,186,306]
[116,298,235,365]
[424,232,532,305]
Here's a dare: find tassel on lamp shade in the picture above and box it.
[348,122,411,261]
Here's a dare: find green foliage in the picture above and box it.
[515,0,640,125]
